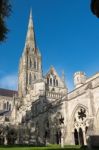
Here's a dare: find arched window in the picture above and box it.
[29,73,32,85]
[74,129,79,145]
[9,104,11,111]
[56,80,58,86]
[79,128,84,145]
[47,78,49,84]
[26,73,28,85]
[53,79,55,86]
[34,60,36,69]
[34,74,36,81]
[30,59,32,68]
[7,102,9,110]
[3,103,6,110]
[85,126,88,134]
[74,107,88,145]
[50,78,52,86]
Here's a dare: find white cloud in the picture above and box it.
[0,74,18,90]
[0,72,74,92]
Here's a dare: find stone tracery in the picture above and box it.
[73,106,89,145]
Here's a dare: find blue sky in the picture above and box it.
[0,0,99,91]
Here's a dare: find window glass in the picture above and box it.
[29,73,32,85]
[50,78,52,86]
[47,78,49,84]
[3,103,6,110]
[53,79,55,86]
[34,74,36,80]
[56,80,58,86]
[30,59,32,68]
[34,60,36,69]
[7,102,9,110]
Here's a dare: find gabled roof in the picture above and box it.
[0,88,18,97]
[45,66,59,78]
[45,66,67,89]
[0,110,10,116]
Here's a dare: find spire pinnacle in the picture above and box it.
[62,70,65,82]
[30,8,32,19]
[25,9,36,50]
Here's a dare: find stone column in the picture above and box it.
[71,130,75,145]
[61,127,64,148]
[83,129,87,145]
[4,135,7,145]
[61,137,64,148]
[77,128,80,145]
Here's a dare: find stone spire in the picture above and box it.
[18,9,43,98]
[62,70,66,87]
[62,70,65,83]
[25,9,36,50]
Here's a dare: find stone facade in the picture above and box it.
[0,10,99,146]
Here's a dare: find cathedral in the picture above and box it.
[0,10,99,146]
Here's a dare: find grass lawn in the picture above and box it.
[0,145,82,150]
[0,145,97,150]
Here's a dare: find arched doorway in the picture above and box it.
[79,128,84,146]
[74,129,79,145]
[74,128,84,145]
[44,119,50,145]
[55,130,61,144]
[53,112,64,145]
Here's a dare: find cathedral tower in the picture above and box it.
[18,10,42,97]
[74,71,86,88]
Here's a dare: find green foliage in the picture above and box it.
[0,0,11,42]
[0,17,8,42]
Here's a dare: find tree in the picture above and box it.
[0,0,11,42]
[91,0,99,18]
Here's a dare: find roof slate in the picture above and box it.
[0,88,18,97]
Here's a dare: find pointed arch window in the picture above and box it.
[29,73,32,85]
[47,78,49,85]
[3,103,6,110]
[50,78,52,86]
[7,102,9,110]
[53,79,55,86]
[9,104,11,111]
[26,73,28,85]
[34,74,36,81]
[34,60,37,69]
[56,80,58,86]
[30,59,32,68]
